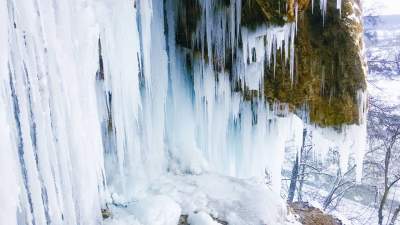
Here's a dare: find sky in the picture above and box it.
[363,0,400,15]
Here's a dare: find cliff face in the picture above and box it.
[175,0,367,127]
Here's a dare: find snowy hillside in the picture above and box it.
[365,15,400,77]
[365,15,400,103]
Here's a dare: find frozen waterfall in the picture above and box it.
[0,0,365,224]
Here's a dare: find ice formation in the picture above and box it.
[311,90,367,182]
[102,173,302,225]
[0,0,364,224]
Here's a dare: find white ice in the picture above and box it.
[0,0,365,224]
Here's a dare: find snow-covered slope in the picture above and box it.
[365,15,400,77]
[365,15,400,104]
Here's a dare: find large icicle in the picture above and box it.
[97,0,143,197]
[2,0,106,224]
[0,3,20,225]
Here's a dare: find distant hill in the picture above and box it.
[363,15,400,77]
[364,14,400,30]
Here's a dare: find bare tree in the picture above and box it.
[322,152,356,211]
[366,97,400,225]
[287,128,308,203]
[285,127,356,211]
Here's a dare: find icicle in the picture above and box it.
[138,0,154,92]
[320,0,342,23]
[3,0,106,223]
[337,0,342,14]
[0,3,20,225]
[289,23,296,83]
[241,23,296,89]
[320,0,327,25]
[355,90,368,182]
[295,2,299,33]
[312,0,314,14]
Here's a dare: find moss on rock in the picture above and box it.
[241,0,288,28]
[173,0,366,127]
[241,0,311,28]
[263,0,366,127]
[175,0,202,49]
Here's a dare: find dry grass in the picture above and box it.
[290,202,343,225]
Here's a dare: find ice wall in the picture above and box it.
[0,0,366,224]
[1,0,106,224]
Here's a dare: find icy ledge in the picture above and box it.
[103,173,299,225]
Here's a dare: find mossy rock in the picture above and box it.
[173,0,366,127]
[241,0,287,28]
[101,208,112,219]
[241,0,311,29]
[175,0,202,49]
[263,0,366,127]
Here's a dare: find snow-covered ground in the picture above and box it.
[368,75,400,104]
[292,183,379,225]
[103,173,300,225]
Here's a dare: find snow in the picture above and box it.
[129,196,181,225]
[104,173,299,225]
[293,181,400,225]
[368,76,400,104]
[103,211,142,225]
[363,0,400,16]
[188,212,221,225]
[365,14,400,105]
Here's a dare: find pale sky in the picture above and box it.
[363,0,400,15]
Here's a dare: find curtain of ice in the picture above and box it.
[0,0,367,224]
[96,0,143,198]
[0,3,19,225]
[163,0,304,193]
[1,0,105,224]
[95,0,304,196]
